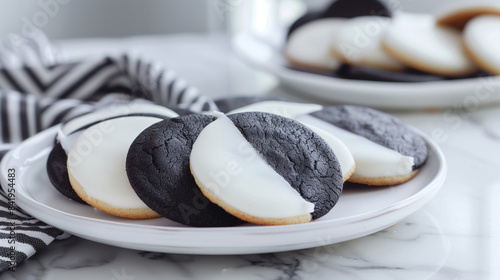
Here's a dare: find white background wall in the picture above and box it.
[0,0,222,39]
[0,0,454,40]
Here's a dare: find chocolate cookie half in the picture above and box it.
[126,114,244,227]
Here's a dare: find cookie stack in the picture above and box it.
[46,98,428,227]
[285,0,500,82]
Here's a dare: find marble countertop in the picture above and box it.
[2,34,500,280]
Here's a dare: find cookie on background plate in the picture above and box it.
[190,112,343,225]
[463,15,500,75]
[382,13,477,76]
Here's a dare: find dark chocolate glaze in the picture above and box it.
[46,142,87,204]
[310,105,428,169]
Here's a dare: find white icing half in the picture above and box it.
[190,113,314,219]
[296,114,414,178]
[331,16,405,71]
[300,123,355,180]
[383,12,477,76]
[58,102,178,154]
[227,101,323,119]
[67,116,162,209]
[463,15,500,75]
[285,18,344,71]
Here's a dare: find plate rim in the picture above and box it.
[232,32,500,109]
[0,125,447,253]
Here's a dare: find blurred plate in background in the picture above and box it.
[232,32,500,110]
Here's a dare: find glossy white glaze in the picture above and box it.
[67,116,162,209]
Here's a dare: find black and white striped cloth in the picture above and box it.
[0,32,217,272]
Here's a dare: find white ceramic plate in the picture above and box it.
[0,125,446,255]
[232,32,500,109]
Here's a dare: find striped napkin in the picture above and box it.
[0,32,217,272]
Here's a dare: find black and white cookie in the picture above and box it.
[46,102,178,204]
[382,13,477,76]
[463,15,500,75]
[190,112,344,225]
[126,114,244,227]
[296,105,428,186]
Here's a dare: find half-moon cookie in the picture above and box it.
[382,13,477,76]
[190,112,344,225]
[296,105,428,186]
[47,101,178,204]
[463,15,500,75]
[126,114,245,227]
[67,116,164,219]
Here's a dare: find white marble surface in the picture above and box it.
[2,34,500,279]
